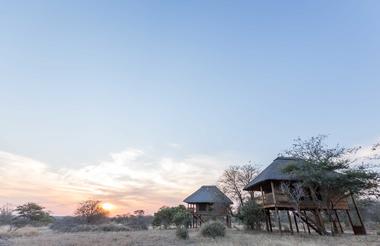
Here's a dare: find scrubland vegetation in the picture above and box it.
[1,227,379,246]
[1,136,379,245]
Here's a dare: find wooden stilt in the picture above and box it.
[271,181,282,233]
[303,211,311,234]
[346,210,354,233]
[260,185,265,205]
[269,210,273,232]
[261,186,269,232]
[265,209,270,232]
[334,209,343,233]
[351,194,366,234]
[287,210,294,234]
[302,220,306,232]
[293,212,299,233]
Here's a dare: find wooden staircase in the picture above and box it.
[293,210,326,235]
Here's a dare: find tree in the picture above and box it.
[0,204,14,226]
[13,202,52,227]
[152,205,190,229]
[282,135,380,235]
[75,200,109,224]
[237,199,265,230]
[280,182,305,213]
[218,163,259,208]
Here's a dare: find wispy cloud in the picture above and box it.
[0,149,233,215]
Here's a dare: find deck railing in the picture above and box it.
[255,193,348,209]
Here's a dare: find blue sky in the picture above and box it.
[1,1,380,214]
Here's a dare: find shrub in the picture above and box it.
[49,216,83,232]
[176,226,189,240]
[200,221,225,238]
[238,199,265,230]
[173,211,191,227]
[50,217,131,233]
[152,205,189,229]
[113,212,152,230]
[97,223,130,232]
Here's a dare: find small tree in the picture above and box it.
[0,204,14,226]
[237,199,265,230]
[13,202,52,227]
[282,135,380,235]
[218,163,260,208]
[280,182,305,213]
[75,200,109,224]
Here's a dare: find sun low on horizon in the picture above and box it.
[101,202,115,213]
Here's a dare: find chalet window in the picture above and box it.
[198,204,207,211]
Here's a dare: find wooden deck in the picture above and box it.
[256,192,349,210]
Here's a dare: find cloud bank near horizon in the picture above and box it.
[1,139,379,216]
[0,149,233,215]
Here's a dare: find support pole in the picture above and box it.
[351,194,366,234]
[268,210,273,232]
[346,210,354,233]
[260,185,265,206]
[265,209,270,232]
[334,209,343,233]
[287,210,294,234]
[261,185,269,231]
[293,212,299,233]
[271,181,282,233]
[303,211,311,234]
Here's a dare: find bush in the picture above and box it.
[113,212,152,230]
[176,226,189,240]
[200,221,225,238]
[50,216,83,232]
[97,223,130,232]
[238,199,265,230]
[152,205,190,229]
[50,217,130,233]
[173,211,191,227]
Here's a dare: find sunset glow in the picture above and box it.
[101,202,115,211]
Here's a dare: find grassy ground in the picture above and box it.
[0,227,379,246]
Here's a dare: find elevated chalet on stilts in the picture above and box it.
[184,185,233,228]
[244,157,366,235]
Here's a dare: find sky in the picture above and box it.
[0,0,380,215]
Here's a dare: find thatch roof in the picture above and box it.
[244,157,303,191]
[183,185,233,204]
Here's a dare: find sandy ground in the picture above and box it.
[0,227,379,246]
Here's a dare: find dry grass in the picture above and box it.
[1,228,379,246]
[0,226,40,238]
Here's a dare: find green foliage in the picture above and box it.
[283,135,380,205]
[13,202,53,227]
[173,211,191,227]
[152,205,190,229]
[176,226,189,240]
[238,199,265,230]
[200,221,226,238]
